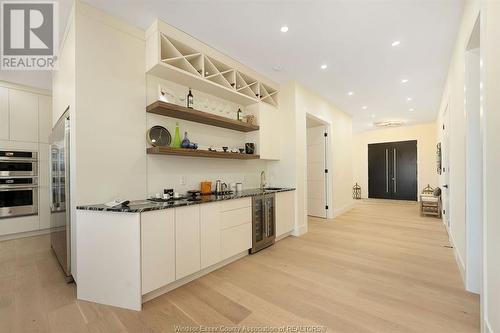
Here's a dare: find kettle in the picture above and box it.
[215,180,227,194]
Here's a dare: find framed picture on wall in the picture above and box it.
[437,142,442,175]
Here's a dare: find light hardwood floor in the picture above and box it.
[0,201,479,332]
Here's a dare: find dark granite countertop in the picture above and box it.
[76,188,295,213]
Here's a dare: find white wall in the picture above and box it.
[481,2,500,332]
[296,85,353,219]
[436,0,481,287]
[53,1,147,280]
[269,82,353,234]
[74,2,147,205]
[145,76,270,196]
[352,122,438,200]
[465,45,481,294]
[436,0,500,330]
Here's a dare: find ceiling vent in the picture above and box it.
[374,121,404,128]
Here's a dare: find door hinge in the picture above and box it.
[325,169,328,173]
[442,125,445,130]
[325,205,329,210]
[443,209,446,215]
[324,132,328,137]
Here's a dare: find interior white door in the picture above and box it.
[307,125,327,218]
[441,106,450,227]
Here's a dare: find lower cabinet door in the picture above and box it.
[276,191,295,237]
[201,202,220,269]
[175,206,201,279]
[220,223,252,260]
[141,210,175,294]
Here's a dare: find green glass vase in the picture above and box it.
[172,122,181,148]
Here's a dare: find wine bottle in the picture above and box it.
[237,107,243,121]
[187,88,194,109]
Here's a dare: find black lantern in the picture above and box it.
[353,183,361,199]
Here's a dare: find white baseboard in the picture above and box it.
[0,228,50,242]
[292,224,307,237]
[292,224,307,236]
[333,202,354,218]
[276,231,293,242]
[484,318,493,333]
[448,231,466,286]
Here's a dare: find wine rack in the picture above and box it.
[146,21,279,107]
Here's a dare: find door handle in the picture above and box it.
[443,184,449,188]
[393,149,397,193]
[385,149,389,192]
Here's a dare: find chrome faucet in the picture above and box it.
[260,171,267,189]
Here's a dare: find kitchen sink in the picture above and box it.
[263,187,285,191]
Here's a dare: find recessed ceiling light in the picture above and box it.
[371,114,375,118]
[280,26,289,33]
[407,97,412,101]
[392,40,401,47]
[348,91,354,96]
[362,106,368,110]
[409,108,414,112]
[401,79,409,84]
[320,64,328,70]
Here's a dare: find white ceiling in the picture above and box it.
[3,0,463,132]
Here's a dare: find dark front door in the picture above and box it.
[368,140,417,201]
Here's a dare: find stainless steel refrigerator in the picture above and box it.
[50,108,72,281]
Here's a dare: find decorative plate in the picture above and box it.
[147,126,171,147]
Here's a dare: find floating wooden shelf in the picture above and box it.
[146,101,259,132]
[147,146,260,160]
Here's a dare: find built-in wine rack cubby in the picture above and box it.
[146,20,279,107]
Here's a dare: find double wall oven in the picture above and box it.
[0,150,39,218]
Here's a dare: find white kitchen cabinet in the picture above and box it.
[219,198,252,260]
[175,206,200,279]
[245,102,280,160]
[0,87,8,140]
[200,202,220,269]
[221,223,252,260]
[276,191,296,237]
[220,206,252,229]
[141,209,175,294]
[259,103,280,160]
[38,95,52,143]
[9,89,38,142]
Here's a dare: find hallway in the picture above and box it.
[0,202,479,332]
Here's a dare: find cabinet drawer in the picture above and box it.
[219,198,251,212]
[220,222,252,260]
[220,206,251,230]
